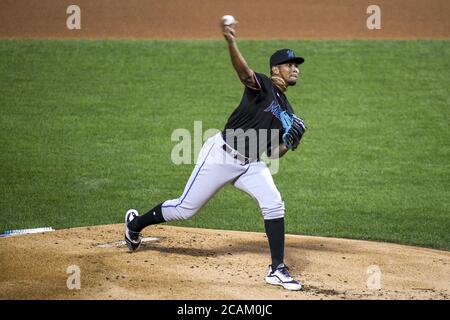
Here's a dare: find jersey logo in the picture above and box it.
[264,100,282,120]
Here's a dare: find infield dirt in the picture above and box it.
[0,0,449,39]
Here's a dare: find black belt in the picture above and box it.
[222,144,259,165]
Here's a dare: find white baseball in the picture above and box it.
[221,15,236,26]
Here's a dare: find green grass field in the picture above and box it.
[1,39,449,250]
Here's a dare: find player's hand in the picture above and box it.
[222,24,237,44]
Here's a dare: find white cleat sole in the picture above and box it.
[265,277,303,291]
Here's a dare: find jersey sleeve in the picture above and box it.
[244,72,271,95]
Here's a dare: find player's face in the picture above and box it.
[278,63,299,86]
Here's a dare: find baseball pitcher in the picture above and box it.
[124,18,307,291]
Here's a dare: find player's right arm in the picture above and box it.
[222,24,260,90]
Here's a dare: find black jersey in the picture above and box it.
[222,72,296,160]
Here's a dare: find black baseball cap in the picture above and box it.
[270,48,305,68]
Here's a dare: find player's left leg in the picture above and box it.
[125,133,247,251]
[233,161,285,268]
[233,161,302,291]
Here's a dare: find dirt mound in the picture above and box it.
[0,224,449,299]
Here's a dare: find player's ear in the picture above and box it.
[271,66,280,76]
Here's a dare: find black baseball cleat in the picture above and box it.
[124,209,142,252]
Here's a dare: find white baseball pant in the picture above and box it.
[161,133,285,221]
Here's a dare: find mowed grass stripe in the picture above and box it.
[0,39,449,249]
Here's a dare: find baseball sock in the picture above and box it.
[264,218,285,270]
[128,203,166,232]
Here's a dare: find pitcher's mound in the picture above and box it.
[0,224,449,299]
